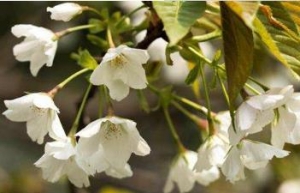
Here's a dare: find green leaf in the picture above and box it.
[282,2,300,31]
[89,19,106,34]
[73,49,98,70]
[221,2,254,107]
[225,2,259,28]
[153,1,206,45]
[185,63,200,85]
[254,2,300,78]
[87,34,108,50]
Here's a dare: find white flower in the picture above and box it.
[195,166,220,186]
[2,93,66,144]
[76,116,150,176]
[90,45,149,101]
[34,138,90,188]
[231,85,294,146]
[11,24,58,76]
[47,3,83,22]
[221,140,289,183]
[271,93,300,148]
[164,151,197,193]
[195,112,230,172]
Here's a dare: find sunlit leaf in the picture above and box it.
[221,2,254,107]
[254,2,300,78]
[153,1,206,45]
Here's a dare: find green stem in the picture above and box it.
[217,71,230,109]
[68,84,93,138]
[115,4,147,28]
[188,30,221,43]
[163,107,185,153]
[173,94,208,115]
[171,101,203,127]
[199,61,215,135]
[82,6,103,18]
[54,24,96,39]
[48,68,90,98]
[245,83,261,95]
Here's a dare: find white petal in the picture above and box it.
[13,40,38,61]
[35,155,66,182]
[122,46,150,64]
[246,94,284,110]
[99,121,133,168]
[66,160,90,188]
[47,3,82,22]
[240,140,289,170]
[163,176,174,193]
[45,140,75,160]
[76,118,106,138]
[29,49,48,76]
[48,112,67,141]
[45,41,58,67]
[195,166,220,186]
[236,102,258,131]
[221,146,245,183]
[3,93,36,109]
[134,137,151,156]
[90,62,114,86]
[115,59,147,89]
[229,125,246,146]
[32,93,58,111]
[105,163,133,179]
[11,24,38,38]
[26,115,49,144]
[106,80,130,101]
[77,146,109,175]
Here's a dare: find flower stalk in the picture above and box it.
[54,24,96,40]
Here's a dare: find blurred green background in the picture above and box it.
[1,2,300,193]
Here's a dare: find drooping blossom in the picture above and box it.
[11,24,58,76]
[47,3,83,22]
[221,139,289,183]
[3,93,65,144]
[35,138,90,188]
[76,116,150,177]
[90,45,149,101]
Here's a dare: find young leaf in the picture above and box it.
[221,2,254,107]
[73,49,98,70]
[254,2,300,78]
[153,1,206,45]
[89,19,106,34]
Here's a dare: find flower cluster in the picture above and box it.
[3,92,150,187]
[5,2,151,188]
[4,2,300,193]
[164,85,300,191]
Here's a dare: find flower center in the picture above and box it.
[103,121,123,140]
[110,54,127,68]
[30,105,47,116]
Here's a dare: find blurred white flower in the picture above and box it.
[11,24,58,76]
[90,45,149,101]
[35,138,90,188]
[195,111,230,172]
[221,140,289,183]
[3,93,66,144]
[236,86,293,135]
[47,3,83,22]
[76,116,150,176]
[164,151,197,193]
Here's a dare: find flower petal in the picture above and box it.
[106,80,130,101]
[11,24,38,38]
[26,115,49,144]
[105,163,133,179]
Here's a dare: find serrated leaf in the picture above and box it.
[75,49,98,70]
[221,2,254,107]
[254,2,300,78]
[153,1,206,45]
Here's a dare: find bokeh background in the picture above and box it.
[1,2,300,193]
